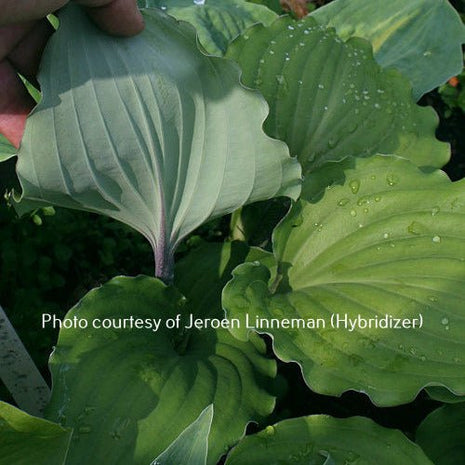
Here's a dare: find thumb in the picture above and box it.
[76,0,144,37]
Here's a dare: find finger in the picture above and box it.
[0,1,67,25]
[76,0,144,37]
[0,60,35,148]
[7,19,55,84]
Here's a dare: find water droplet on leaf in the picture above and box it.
[349,180,360,194]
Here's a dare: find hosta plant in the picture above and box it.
[1,0,465,464]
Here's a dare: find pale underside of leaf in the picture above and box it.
[138,0,278,55]
[0,134,16,162]
[311,0,465,100]
[151,404,212,465]
[223,155,465,406]
[45,275,276,465]
[226,415,433,465]
[16,5,300,279]
[226,16,449,174]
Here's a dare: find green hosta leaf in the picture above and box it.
[226,16,449,174]
[138,0,278,55]
[0,401,71,465]
[311,0,465,100]
[175,240,275,313]
[223,155,465,406]
[45,274,276,465]
[226,415,433,465]
[17,5,301,280]
[0,134,16,162]
[426,386,465,404]
[416,403,465,464]
[152,405,213,465]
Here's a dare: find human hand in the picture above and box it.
[0,0,145,148]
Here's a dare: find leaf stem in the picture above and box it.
[155,246,175,285]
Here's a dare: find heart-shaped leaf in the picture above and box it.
[223,155,465,406]
[45,272,275,464]
[151,405,213,465]
[226,16,449,173]
[416,403,465,464]
[226,415,433,465]
[311,0,465,100]
[138,0,278,55]
[16,5,300,280]
[0,401,71,465]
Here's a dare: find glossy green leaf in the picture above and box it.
[426,386,465,404]
[226,16,449,174]
[416,403,465,464]
[138,0,278,55]
[0,134,16,163]
[226,415,433,465]
[17,5,301,280]
[223,155,465,406]
[152,405,213,465]
[311,0,465,100]
[45,273,276,465]
[0,401,71,465]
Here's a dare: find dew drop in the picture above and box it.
[287,25,295,30]
[383,232,390,239]
[432,235,441,243]
[431,206,440,216]
[407,221,423,235]
[357,196,370,206]
[350,209,357,217]
[193,0,205,4]
[386,174,399,186]
[318,84,325,89]
[338,198,350,206]
[441,317,449,325]
[349,179,360,194]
